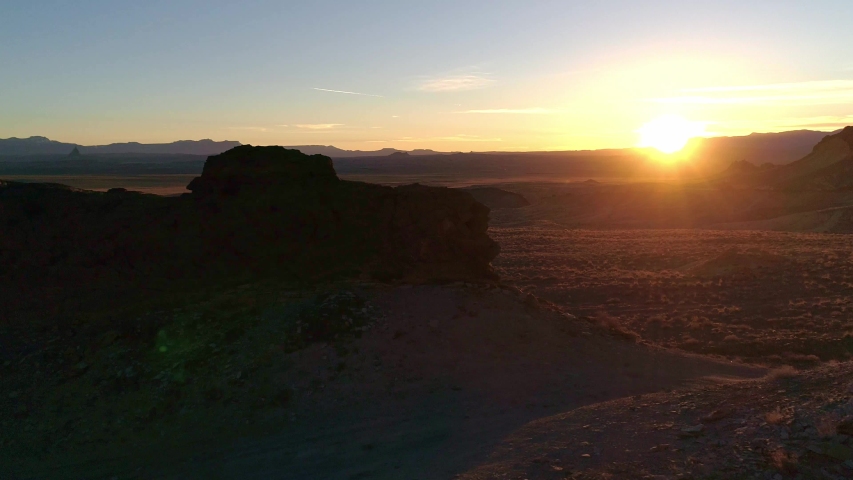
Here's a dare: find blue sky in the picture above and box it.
[2,1,853,150]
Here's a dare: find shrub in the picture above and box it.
[765,408,786,425]
[816,413,840,438]
[769,448,798,473]
[596,312,640,342]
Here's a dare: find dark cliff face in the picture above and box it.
[186,146,339,195]
[181,146,499,282]
[0,146,499,316]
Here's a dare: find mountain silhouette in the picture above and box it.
[285,145,444,158]
[687,129,834,168]
[0,136,78,155]
[80,139,241,156]
[1,131,834,163]
[0,137,241,156]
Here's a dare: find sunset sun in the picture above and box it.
[637,115,706,154]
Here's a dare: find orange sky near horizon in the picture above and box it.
[2,2,853,152]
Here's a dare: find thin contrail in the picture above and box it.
[313,88,383,98]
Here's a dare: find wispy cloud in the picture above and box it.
[682,80,853,93]
[417,74,494,92]
[435,134,502,142]
[649,79,853,106]
[458,108,556,114]
[295,123,344,130]
[778,115,853,129]
[313,88,383,98]
[228,126,271,132]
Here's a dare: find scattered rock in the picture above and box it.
[679,424,705,437]
[821,442,853,461]
[837,418,853,436]
[701,409,732,423]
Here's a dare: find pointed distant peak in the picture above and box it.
[68,146,81,157]
[13,136,53,143]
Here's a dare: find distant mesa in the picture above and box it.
[387,151,410,158]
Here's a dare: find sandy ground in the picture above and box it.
[6,285,764,479]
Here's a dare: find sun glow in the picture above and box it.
[637,115,706,154]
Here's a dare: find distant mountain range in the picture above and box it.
[687,130,834,167]
[0,137,78,156]
[0,137,241,156]
[283,145,444,157]
[308,130,835,165]
[0,137,450,158]
[719,126,853,190]
[0,130,837,165]
[83,139,243,156]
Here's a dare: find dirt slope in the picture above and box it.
[5,284,765,480]
[461,363,853,480]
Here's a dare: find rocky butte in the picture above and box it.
[0,146,500,316]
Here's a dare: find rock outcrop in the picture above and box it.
[182,146,499,281]
[462,186,530,209]
[186,146,338,195]
[763,127,853,190]
[0,146,500,316]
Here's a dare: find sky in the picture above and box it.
[2,0,853,151]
